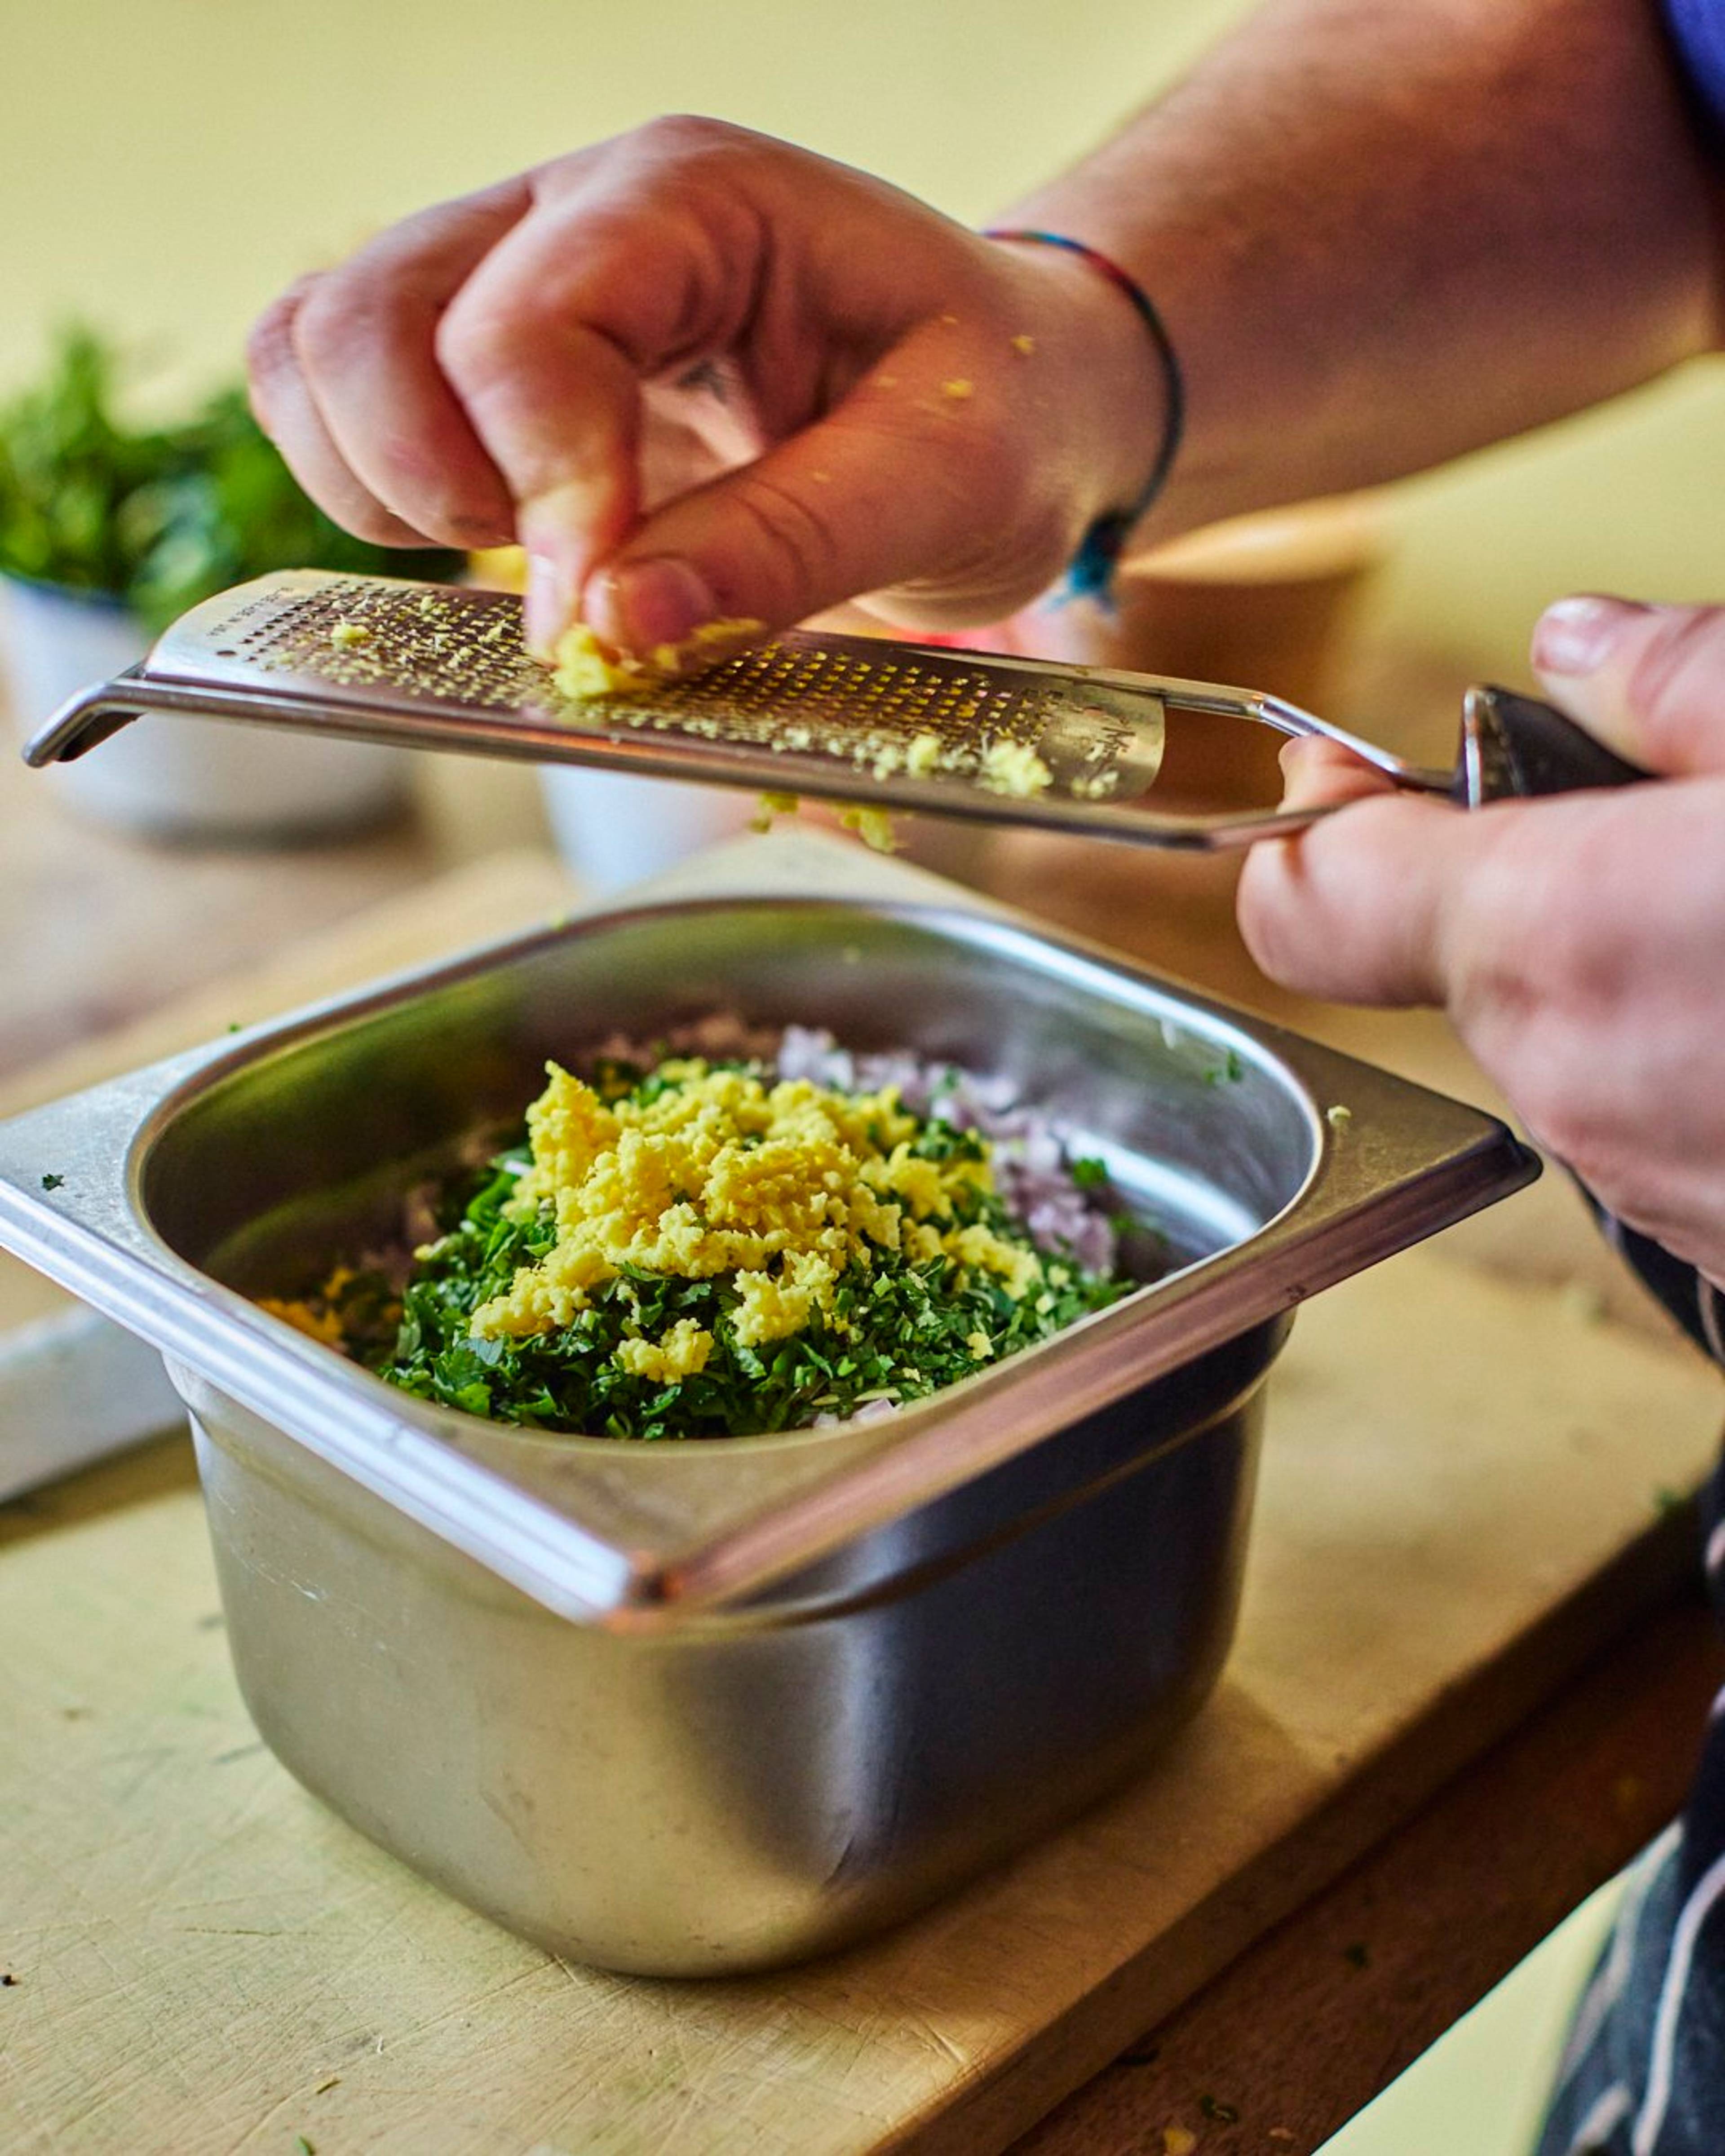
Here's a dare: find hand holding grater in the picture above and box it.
[23,571,1651,847]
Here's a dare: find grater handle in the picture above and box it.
[24,672,152,764]
[1452,685,1653,805]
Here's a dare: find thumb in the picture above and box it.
[580,348,1050,655]
[1531,595,1725,774]
[576,416,893,657]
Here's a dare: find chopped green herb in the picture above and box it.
[0,324,462,629]
[294,2138,315,2156]
[1203,1047,1246,1087]
[1069,1156,1109,1188]
[39,1173,64,1191]
[335,1053,1133,1441]
[1198,2094,1240,2123]
[367,1176,1120,1440]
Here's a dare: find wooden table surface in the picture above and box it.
[3,650,1721,2154]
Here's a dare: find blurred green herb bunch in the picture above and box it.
[0,325,460,629]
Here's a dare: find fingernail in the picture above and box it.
[584,557,718,654]
[524,552,576,659]
[1531,595,1651,677]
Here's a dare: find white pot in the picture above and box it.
[538,764,759,893]
[0,573,412,840]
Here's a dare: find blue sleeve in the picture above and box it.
[1665,0,1725,145]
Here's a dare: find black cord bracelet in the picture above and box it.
[982,227,1185,605]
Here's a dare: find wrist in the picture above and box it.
[981,230,1181,585]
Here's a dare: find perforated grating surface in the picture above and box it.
[201,576,545,711]
[154,573,1166,804]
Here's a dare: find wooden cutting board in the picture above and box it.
[1,849,1720,2156]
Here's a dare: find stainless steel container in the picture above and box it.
[0,833,1536,1974]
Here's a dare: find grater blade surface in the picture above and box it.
[147,571,1166,811]
[36,570,1391,849]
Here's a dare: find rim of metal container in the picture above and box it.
[0,830,1538,1625]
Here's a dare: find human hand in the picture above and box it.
[246,118,1165,658]
[1236,595,1725,1287]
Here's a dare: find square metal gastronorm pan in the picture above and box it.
[0,831,1537,1973]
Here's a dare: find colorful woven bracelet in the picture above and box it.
[982,227,1185,605]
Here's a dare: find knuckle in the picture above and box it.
[245,293,296,378]
[245,287,311,423]
[632,114,752,163]
[291,267,370,380]
[433,289,519,396]
[295,264,432,388]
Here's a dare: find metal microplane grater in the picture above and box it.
[23,571,1650,847]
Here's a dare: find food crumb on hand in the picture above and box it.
[329,620,371,649]
[1011,333,1036,355]
[1162,2130,1197,2156]
[942,378,975,401]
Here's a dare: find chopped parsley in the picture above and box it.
[312,1051,1132,1442]
[360,1141,1123,1441]
[39,1173,64,1191]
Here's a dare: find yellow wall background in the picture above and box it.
[5,0,1725,682]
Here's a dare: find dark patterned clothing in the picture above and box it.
[1525,19,1725,2135]
[1532,1214,1724,2155]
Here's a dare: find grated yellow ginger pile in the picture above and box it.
[550,617,764,699]
[467,1058,1042,1368]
